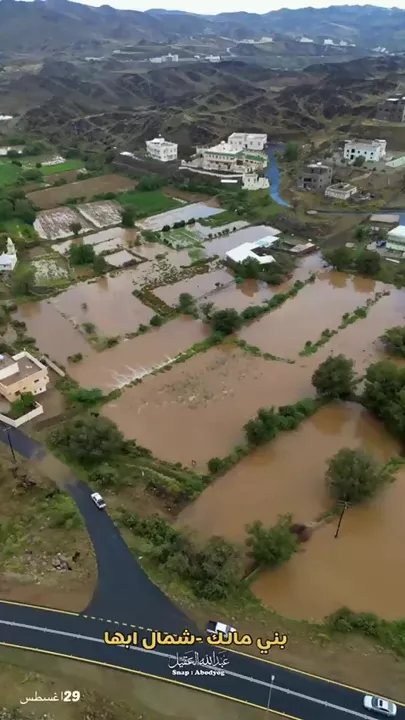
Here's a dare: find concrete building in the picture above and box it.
[343,139,387,163]
[297,163,333,191]
[0,238,17,272]
[226,235,280,266]
[242,173,269,191]
[228,133,267,152]
[325,182,357,200]
[386,225,405,252]
[196,141,267,173]
[376,97,405,123]
[145,136,178,162]
[0,351,49,402]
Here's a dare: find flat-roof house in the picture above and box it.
[226,236,279,266]
[325,182,357,200]
[376,97,405,123]
[197,141,267,173]
[242,173,269,190]
[227,133,268,152]
[343,139,386,163]
[0,238,17,272]
[0,351,49,403]
[145,135,178,162]
[386,225,405,252]
[297,163,332,191]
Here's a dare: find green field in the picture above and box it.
[0,161,20,187]
[41,159,84,176]
[117,190,183,216]
[200,209,240,227]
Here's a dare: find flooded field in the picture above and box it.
[27,174,137,209]
[105,249,135,267]
[14,301,93,364]
[137,203,223,232]
[77,200,122,228]
[102,347,315,468]
[240,271,383,359]
[52,227,139,255]
[203,224,280,259]
[250,406,405,621]
[50,275,154,335]
[74,317,208,390]
[153,268,234,306]
[34,207,94,241]
[178,401,396,541]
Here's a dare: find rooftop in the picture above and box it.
[307,162,330,170]
[0,352,46,387]
[206,142,241,156]
[226,236,278,265]
[0,354,16,372]
[345,139,385,147]
[327,182,355,190]
[388,225,405,240]
[148,137,177,147]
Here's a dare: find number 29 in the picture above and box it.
[62,691,81,702]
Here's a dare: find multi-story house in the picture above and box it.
[343,139,386,163]
[297,163,333,191]
[145,136,178,162]
[376,97,405,123]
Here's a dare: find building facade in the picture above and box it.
[325,182,357,200]
[196,141,267,173]
[145,136,178,162]
[227,133,267,152]
[297,163,333,191]
[343,139,386,163]
[226,236,280,266]
[376,97,405,123]
[242,173,270,191]
[0,351,49,402]
[0,237,17,272]
[386,225,405,252]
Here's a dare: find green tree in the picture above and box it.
[67,387,104,407]
[10,391,36,418]
[14,199,36,224]
[210,308,241,336]
[11,265,35,296]
[69,221,82,237]
[244,407,279,446]
[283,142,300,162]
[362,361,405,438]
[246,515,298,570]
[121,205,135,227]
[137,175,164,191]
[380,326,405,358]
[322,245,353,272]
[178,292,195,314]
[354,226,368,241]
[312,354,358,399]
[353,155,365,167]
[326,448,393,504]
[93,254,108,275]
[142,230,156,242]
[69,243,95,266]
[190,536,242,601]
[49,415,125,466]
[22,169,43,183]
[354,249,381,277]
[0,199,14,221]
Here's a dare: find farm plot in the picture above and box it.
[137,203,224,232]
[77,201,122,228]
[159,227,202,250]
[116,190,183,217]
[32,257,70,285]
[34,207,94,241]
[52,227,139,255]
[105,250,135,267]
[27,174,137,209]
[153,268,234,307]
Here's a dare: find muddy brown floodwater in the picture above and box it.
[102,346,315,468]
[178,401,405,620]
[51,275,154,336]
[240,271,384,359]
[153,269,234,307]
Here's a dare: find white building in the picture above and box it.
[343,139,387,163]
[242,173,269,191]
[386,225,405,252]
[0,238,17,272]
[205,55,220,62]
[196,141,267,173]
[145,136,178,162]
[226,235,280,266]
[228,132,267,152]
[325,182,357,200]
[299,37,314,43]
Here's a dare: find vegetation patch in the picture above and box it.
[41,159,84,176]
[117,190,182,218]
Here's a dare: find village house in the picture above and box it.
[386,225,405,253]
[195,140,267,173]
[376,97,405,123]
[0,351,49,403]
[227,133,268,152]
[343,139,386,163]
[226,235,280,267]
[0,238,17,272]
[145,135,178,162]
[242,173,269,190]
[297,162,333,191]
[325,182,357,200]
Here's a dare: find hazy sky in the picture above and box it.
[78,0,405,13]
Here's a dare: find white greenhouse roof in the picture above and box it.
[388,225,405,239]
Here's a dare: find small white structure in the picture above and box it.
[226,236,279,266]
[325,182,357,200]
[228,132,267,152]
[242,173,269,191]
[299,36,314,43]
[205,55,220,62]
[0,238,17,272]
[145,135,178,162]
[386,225,405,252]
[343,139,387,163]
[0,115,13,121]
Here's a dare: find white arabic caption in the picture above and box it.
[20,690,81,704]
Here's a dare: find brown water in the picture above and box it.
[50,275,154,335]
[102,346,315,467]
[153,269,234,306]
[74,316,208,391]
[240,271,383,359]
[14,301,93,364]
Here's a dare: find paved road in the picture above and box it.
[1,601,403,720]
[0,423,404,717]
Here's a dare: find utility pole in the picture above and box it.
[334,500,348,539]
[266,674,275,714]
[3,425,16,464]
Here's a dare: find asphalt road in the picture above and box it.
[1,601,404,720]
[0,422,404,717]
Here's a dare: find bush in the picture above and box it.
[210,308,241,336]
[380,325,405,357]
[150,314,163,327]
[69,243,95,266]
[49,415,125,467]
[312,354,358,399]
[246,514,298,570]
